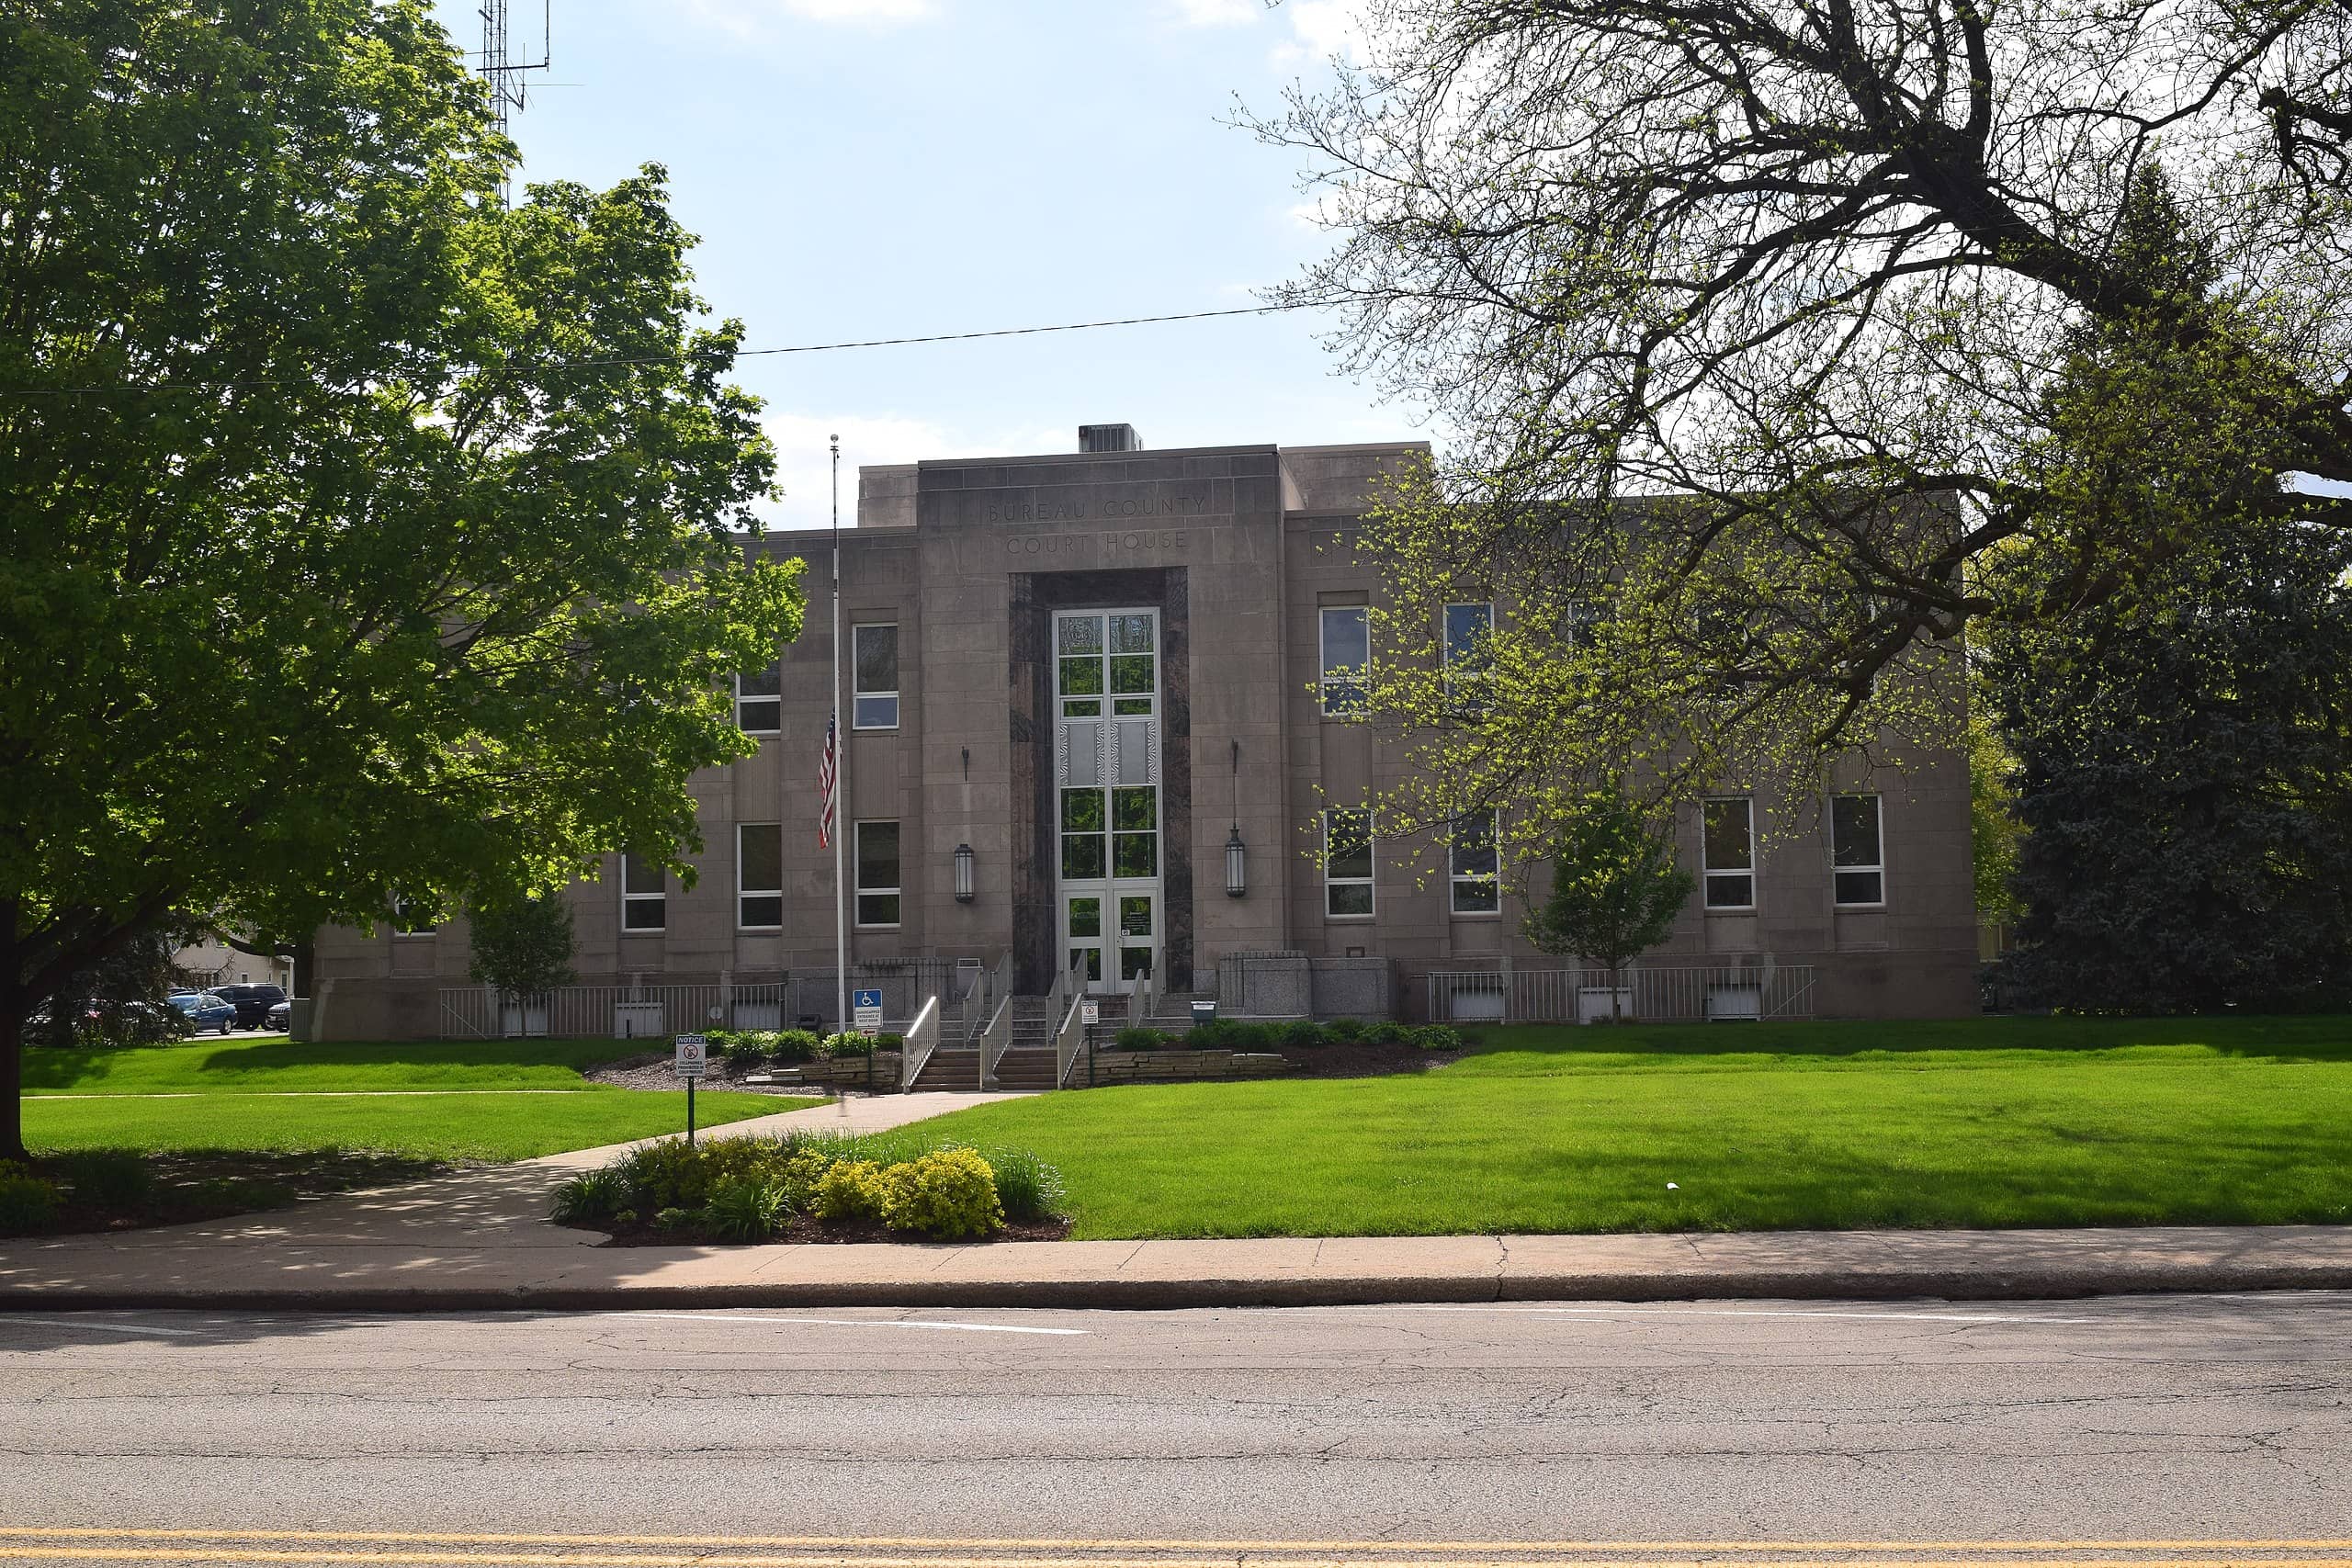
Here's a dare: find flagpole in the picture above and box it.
[831,434,847,1040]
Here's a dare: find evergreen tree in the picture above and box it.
[1978,173,2352,1011]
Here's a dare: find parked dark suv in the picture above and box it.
[209,983,288,1031]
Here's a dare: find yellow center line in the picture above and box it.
[10,1537,2352,1555]
[5,1551,2352,1568]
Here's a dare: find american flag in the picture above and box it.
[817,710,838,849]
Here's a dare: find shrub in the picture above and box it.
[703,1175,792,1242]
[1114,1026,1168,1052]
[1366,1020,1410,1045]
[550,1168,630,1224]
[0,1174,62,1235]
[1184,1018,1234,1047]
[770,1029,821,1064]
[56,1149,153,1211]
[1227,1021,1279,1050]
[870,1032,902,1053]
[825,1032,879,1058]
[1323,1016,1366,1043]
[880,1148,1002,1238]
[1275,1020,1327,1050]
[1411,1024,1463,1052]
[811,1158,892,1223]
[978,1145,1068,1224]
[715,1032,773,1066]
[653,1206,693,1232]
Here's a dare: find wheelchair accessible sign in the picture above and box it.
[852,988,884,1035]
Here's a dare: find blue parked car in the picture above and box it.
[167,990,238,1034]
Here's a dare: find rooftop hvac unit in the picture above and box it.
[1080,423,1143,453]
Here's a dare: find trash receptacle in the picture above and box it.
[1190,999,1218,1026]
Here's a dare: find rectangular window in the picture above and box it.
[1444,602,1494,713]
[853,624,899,729]
[1702,796,1756,909]
[621,852,667,932]
[1324,807,1374,917]
[390,893,435,936]
[1832,793,1885,906]
[737,823,783,930]
[1319,606,1368,716]
[735,661,780,734]
[1450,808,1500,914]
[855,820,901,928]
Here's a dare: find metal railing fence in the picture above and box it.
[1419,964,1818,1024]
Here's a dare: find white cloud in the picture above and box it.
[1271,0,1366,66]
[754,410,1067,532]
[683,0,937,38]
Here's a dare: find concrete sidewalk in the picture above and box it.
[5,1095,2351,1310]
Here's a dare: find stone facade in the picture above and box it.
[311,432,1978,1039]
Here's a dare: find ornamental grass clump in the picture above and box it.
[703,1175,792,1242]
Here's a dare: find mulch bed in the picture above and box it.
[14,1149,454,1239]
[586,1054,878,1096]
[567,1213,1073,1247]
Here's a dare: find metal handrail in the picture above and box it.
[899,994,942,1091]
[1053,989,1088,1089]
[978,992,1014,1090]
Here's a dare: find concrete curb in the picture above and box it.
[11,1258,2352,1314]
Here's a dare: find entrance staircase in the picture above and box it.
[905,989,1202,1090]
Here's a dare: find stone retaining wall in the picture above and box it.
[1069,1049,1293,1086]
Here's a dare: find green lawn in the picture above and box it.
[20,1037,818,1162]
[916,1015,2352,1239]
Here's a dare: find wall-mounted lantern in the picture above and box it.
[954,842,975,903]
[1225,825,1247,898]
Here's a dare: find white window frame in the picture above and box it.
[1831,793,1886,908]
[736,823,783,931]
[1450,807,1501,916]
[1323,807,1375,918]
[621,852,667,933]
[1318,605,1369,717]
[735,662,781,735]
[1702,795,1757,910]
[854,819,902,929]
[1443,601,1494,712]
[390,893,435,937]
[852,623,899,730]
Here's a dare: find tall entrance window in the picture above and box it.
[1056,609,1160,991]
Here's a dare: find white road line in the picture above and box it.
[0,1317,207,1337]
[618,1311,1088,1337]
[1324,1304,2103,1325]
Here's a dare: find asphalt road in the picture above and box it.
[0,1293,2347,1562]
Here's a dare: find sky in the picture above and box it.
[429,0,1407,530]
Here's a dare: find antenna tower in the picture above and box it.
[478,0,550,203]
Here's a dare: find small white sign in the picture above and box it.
[852,988,884,1032]
[673,1033,708,1079]
[1080,999,1100,1026]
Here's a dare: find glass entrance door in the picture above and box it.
[1055,608,1160,994]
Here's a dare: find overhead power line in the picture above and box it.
[0,300,1315,399]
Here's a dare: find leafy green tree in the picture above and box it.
[1521,789,1696,1021]
[1253,1,2352,840]
[0,0,804,1158]
[466,897,579,1000]
[1967,707,2027,933]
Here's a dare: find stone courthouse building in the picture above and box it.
[310,427,1977,1041]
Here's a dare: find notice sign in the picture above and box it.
[1080,998,1101,1027]
[852,988,884,1034]
[673,1033,708,1079]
